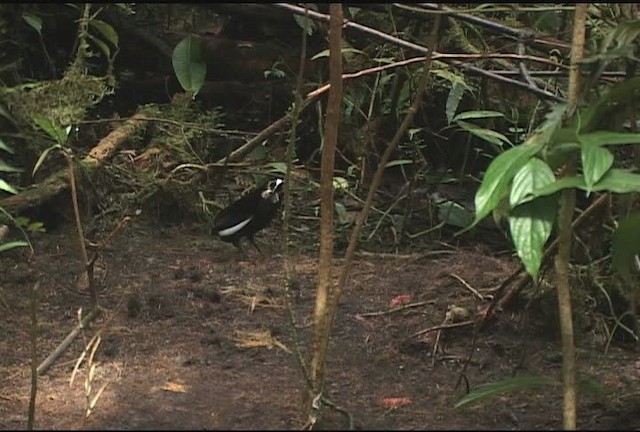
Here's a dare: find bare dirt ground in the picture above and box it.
[2,222,640,430]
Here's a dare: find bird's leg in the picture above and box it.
[233,238,248,258]
[248,235,262,253]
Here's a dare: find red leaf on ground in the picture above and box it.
[380,397,412,408]
[390,294,411,307]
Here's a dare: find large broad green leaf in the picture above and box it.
[508,195,557,279]
[471,142,543,229]
[580,143,613,194]
[579,131,640,147]
[591,169,640,193]
[528,169,640,200]
[455,376,557,408]
[509,158,556,207]
[611,213,640,282]
[528,176,586,200]
[172,36,206,97]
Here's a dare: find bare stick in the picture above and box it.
[274,3,565,102]
[65,151,97,308]
[330,13,443,344]
[27,281,39,430]
[448,273,486,301]
[407,320,475,340]
[359,300,436,317]
[37,308,101,376]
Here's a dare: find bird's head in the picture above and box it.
[261,177,284,203]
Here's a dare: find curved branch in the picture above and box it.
[273,3,565,103]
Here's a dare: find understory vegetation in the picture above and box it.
[1,3,639,430]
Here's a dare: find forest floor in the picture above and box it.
[1,222,640,430]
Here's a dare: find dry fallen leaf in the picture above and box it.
[160,381,189,393]
[380,397,412,408]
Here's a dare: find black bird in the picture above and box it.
[213,178,284,252]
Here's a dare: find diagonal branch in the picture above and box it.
[273,3,565,102]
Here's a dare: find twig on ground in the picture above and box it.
[407,320,475,341]
[448,273,487,301]
[37,308,101,376]
[359,300,435,317]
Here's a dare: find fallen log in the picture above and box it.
[0,113,149,217]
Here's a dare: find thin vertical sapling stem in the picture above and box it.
[28,281,40,430]
[334,13,442,325]
[555,3,588,430]
[64,150,98,308]
[309,3,343,415]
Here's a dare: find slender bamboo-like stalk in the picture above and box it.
[310,4,343,413]
[27,281,40,430]
[555,3,588,430]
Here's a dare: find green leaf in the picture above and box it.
[455,376,557,408]
[452,110,505,122]
[0,178,19,194]
[611,212,640,282]
[470,142,543,229]
[172,36,206,97]
[89,34,111,59]
[0,241,29,253]
[591,169,640,193]
[32,145,59,176]
[22,12,43,34]
[384,159,413,168]
[294,13,316,36]
[509,158,556,207]
[334,202,349,224]
[535,103,568,145]
[437,200,475,228]
[33,115,68,145]
[456,120,512,147]
[528,176,586,200]
[580,142,613,194]
[0,160,24,173]
[527,169,640,200]
[27,221,46,233]
[579,131,640,147]
[0,138,15,154]
[89,19,119,47]
[446,81,466,124]
[311,47,367,61]
[333,176,349,190]
[508,195,557,279]
[544,140,581,170]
